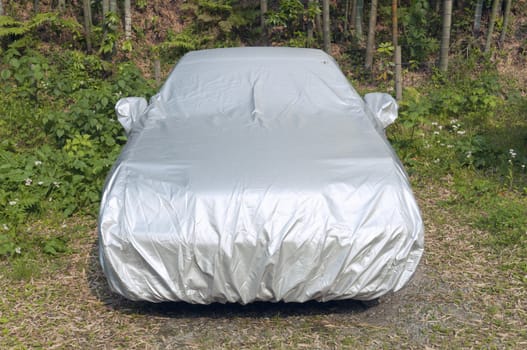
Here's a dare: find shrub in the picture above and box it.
[0,49,154,258]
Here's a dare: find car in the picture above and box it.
[99,47,424,304]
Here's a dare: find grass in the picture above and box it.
[0,178,526,349]
[1,85,525,349]
[0,32,525,349]
[1,2,526,347]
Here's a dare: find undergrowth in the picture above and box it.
[388,53,527,276]
[0,23,525,287]
[0,45,154,259]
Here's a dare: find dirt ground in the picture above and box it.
[1,183,526,349]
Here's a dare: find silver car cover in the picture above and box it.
[99,47,424,304]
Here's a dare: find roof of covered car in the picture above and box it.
[177,46,337,65]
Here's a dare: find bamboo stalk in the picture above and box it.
[260,0,267,44]
[439,0,453,72]
[323,0,331,53]
[473,0,483,36]
[392,0,398,48]
[365,0,378,69]
[395,45,402,101]
[485,0,500,52]
[499,0,512,46]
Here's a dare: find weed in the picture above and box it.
[388,52,526,255]
[0,48,154,258]
[10,257,41,280]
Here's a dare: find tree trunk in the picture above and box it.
[101,0,110,56]
[109,0,118,56]
[392,0,398,48]
[355,0,363,41]
[499,0,512,46]
[0,0,4,16]
[439,0,453,72]
[365,0,378,69]
[102,0,109,17]
[83,0,92,53]
[322,0,330,53]
[344,0,350,32]
[484,0,500,52]
[395,45,402,101]
[58,0,65,13]
[351,0,357,29]
[33,0,39,14]
[124,0,132,40]
[307,0,314,45]
[110,0,117,13]
[473,0,483,37]
[260,0,267,43]
[315,0,322,42]
[393,0,400,99]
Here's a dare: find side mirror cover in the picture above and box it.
[115,97,148,135]
[364,92,398,128]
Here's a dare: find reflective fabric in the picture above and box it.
[99,47,424,304]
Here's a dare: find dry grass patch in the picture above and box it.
[1,182,526,349]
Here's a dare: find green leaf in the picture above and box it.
[9,58,20,69]
[63,204,76,217]
[43,237,68,255]
[1,69,11,80]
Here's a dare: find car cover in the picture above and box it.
[99,47,424,304]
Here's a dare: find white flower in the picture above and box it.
[522,164,526,170]
[457,130,466,135]
[2,224,8,231]
[438,125,443,130]
[466,151,472,158]
[433,131,440,135]
[447,145,454,149]
[450,119,458,124]
[53,181,60,188]
[48,197,53,202]
[37,181,44,185]
[433,158,440,163]
[25,178,32,186]
[431,122,438,126]
[508,159,512,164]
[34,160,42,166]
[9,201,17,206]
[14,247,21,254]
